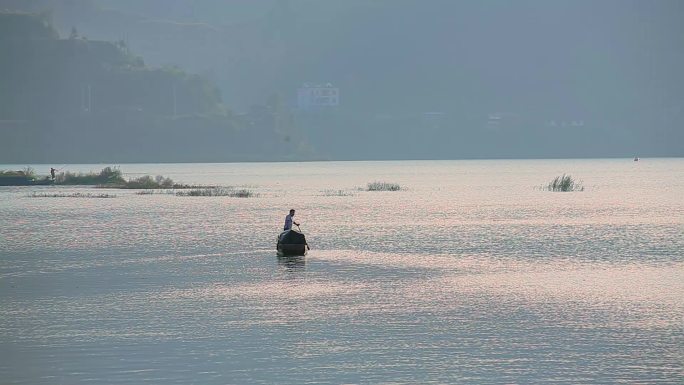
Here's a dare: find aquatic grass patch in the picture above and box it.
[28,192,117,198]
[111,175,213,190]
[321,189,355,197]
[57,167,125,185]
[0,167,35,178]
[0,167,49,186]
[545,174,584,192]
[116,175,175,189]
[176,187,257,197]
[54,166,201,189]
[0,170,22,177]
[367,181,402,191]
[105,174,208,189]
[134,189,176,195]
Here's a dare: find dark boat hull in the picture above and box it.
[277,243,307,256]
[277,229,308,256]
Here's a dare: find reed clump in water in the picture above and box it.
[0,167,48,185]
[322,189,354,196]
[176,187,256,197]
[28,192,117,198]
[57,167,125,185]
[115,175,210,189]
[134,190,175,195]
[367,181,401,191]
[118,175,176,189]
[54,167,205,189]
[0,167,35,178]
[54,167,185,188]
[545,174,584,192]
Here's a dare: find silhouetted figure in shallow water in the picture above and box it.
[284,209,299,231]
[50,168,56,180]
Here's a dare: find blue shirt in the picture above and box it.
[284,214,294,230]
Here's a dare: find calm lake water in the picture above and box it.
[1,159,683,384]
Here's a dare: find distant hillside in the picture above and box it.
[0,11,313,163]
[0,11,223,119]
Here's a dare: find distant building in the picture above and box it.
[486,112,503,129]
[545,119,585,128]
[485,112,527,131]
[422,112,445,129]
[297,83,339,110]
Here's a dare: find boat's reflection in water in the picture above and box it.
[276,254,306,271]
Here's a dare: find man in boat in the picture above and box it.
[284,209,300,231]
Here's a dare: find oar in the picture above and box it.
[296,225,311,250]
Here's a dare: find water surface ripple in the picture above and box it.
[1,159,683,384]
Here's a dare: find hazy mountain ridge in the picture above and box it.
[0,10,312,163]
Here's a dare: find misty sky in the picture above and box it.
[1,0,682,161]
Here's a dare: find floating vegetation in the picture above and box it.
[176,187,256,197]
[367,181,402,191]
[57,167,125,185]
[321,189,355,197]
[0,167,53,186]
[3,166,199,189]
[53,167,187,189]
[545,174,584,192]
[110,175,210,190]
[28,192,117,198]
[0,167,35,178]
[134,189,175,195]
[115,175,176,189]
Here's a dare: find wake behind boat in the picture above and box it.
[277,227,309,256]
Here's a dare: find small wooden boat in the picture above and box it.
[277,228,308,256]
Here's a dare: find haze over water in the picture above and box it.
[1,159,683,384]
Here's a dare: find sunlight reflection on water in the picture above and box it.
[1,159,683,384]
